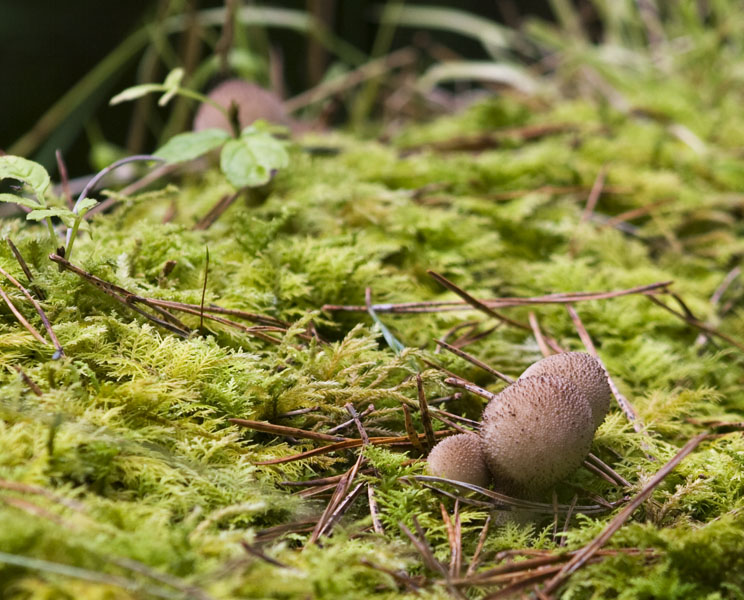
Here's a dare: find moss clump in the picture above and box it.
[2,27,744,598]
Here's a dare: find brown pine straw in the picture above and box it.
[0,285,47,345]
[322,280,671,313]
[436,339,514,384]
[539,432,712,597]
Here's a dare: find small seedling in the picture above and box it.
[111,69,290,188]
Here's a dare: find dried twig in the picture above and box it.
[402,404,425,453]
[0,285,47,345]
[10,365,43,396]
[580,166,607,223]
[465,514,491,577]
[240,540,287,568]
[444,377,498,402]
[193,189,244,231]
[6,239,44,300]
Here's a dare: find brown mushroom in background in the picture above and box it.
[192,79,293,133]
[427,432,491,488]
[519,352,611,430]
[479,375,595,498]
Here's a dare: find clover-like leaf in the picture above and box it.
[155,129,230,164]
[0,155,51,202]
[0,193,43,209]
[75,198,99,214]
[220,131,289,188]
[27,207,76,228]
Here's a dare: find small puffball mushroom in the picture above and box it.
[519,352,611,430]
[427,433,491,488]
[480,375,594,497]
[193,79,291,133]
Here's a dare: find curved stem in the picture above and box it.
[65,155,165,258]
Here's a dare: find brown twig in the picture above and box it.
[327,404,376,434]
[199,247,209,330]
[540,433,711,595]
[345,403,371,446]
[309,452,364,543]
[695,266,741,346]
[580,166,607,223]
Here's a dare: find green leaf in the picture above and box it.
[27,207,76,227]
[220,132,289,188]
[0,193,42,209]
[154,129,230,164]
[75,198,99,214]
[0,155,51,200]
[110,84,163,105]
[159,68,185,107]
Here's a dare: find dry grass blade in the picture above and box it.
[145,299,288,328]
[10,365,43,396]
[359,558,421,593]
[416,374,436,450]
[412,476,619,515]
[566,305,645,434]
[367,484,384,534]
[319,481,366,538]
[560,495,578,547]
[254,431,451,465]
[193,189,244,230]
[285,47,417,112]
[0,285,47,345]
[239,540,287,568]
[309,452,364,543]
[695,266,741,346]
[49,254,191,338]
[580,165,607,223]
[0,265,63,356]
[540,433,711,596]
[465,514,491,577]
[586,453,630,488]
[444,377,498,402]
[228,418,349,442]
[646,294,744,353]
[528,311,556,357]
[440,501,462,578]
[345,403,371,446]
[327,404,376,434]
[436,339,514,383]
[7,239,45,300]
[322,281,671,313]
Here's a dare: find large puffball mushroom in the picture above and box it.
[519,352,611,430]
[193,79,291,133]
[480,375,594,497]
[427,433,491,488]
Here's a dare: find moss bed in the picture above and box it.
[1,70,744,598]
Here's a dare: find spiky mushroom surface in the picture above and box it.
[480,375,594,497]
[519,352,611,430]
[193,79,290,133]
[427,432,491,488]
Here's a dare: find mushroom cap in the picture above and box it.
[519,352,611,430]
[480,375,594,496]
[427,433,491,488]
[193,80,290,133]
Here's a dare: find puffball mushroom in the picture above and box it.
[427,432,491,488]
[193,79,291,133]
[480,375,595,497]
[519,352,611,429]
